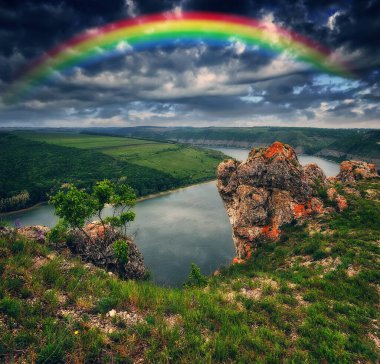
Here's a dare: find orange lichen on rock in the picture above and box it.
[245,245,252,259]
[263,141,294,159]
[337,160,379,183]
[336,195,348,212]
[293,204,307,218]
[233,257,245,264]
[261,225,280,239]
[216,141,369,260]
[308,198,324,214]
[83,222,107,240]
[327,188,337,200]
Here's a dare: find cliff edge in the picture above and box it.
[217,141,378,262]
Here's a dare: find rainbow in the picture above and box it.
[5,12,353,103]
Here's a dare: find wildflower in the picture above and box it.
[74,330,79,335]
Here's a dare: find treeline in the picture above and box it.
[83,126,380,159]
[0,133,197,213]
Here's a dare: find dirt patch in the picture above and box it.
[164,314,182,328]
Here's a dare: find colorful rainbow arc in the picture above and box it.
[5,12,353,104]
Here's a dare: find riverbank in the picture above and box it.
[0,179,217,217]
[0,201,48,217]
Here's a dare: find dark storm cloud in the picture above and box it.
[0,0,379,127]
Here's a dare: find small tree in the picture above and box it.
[184,263,208,288]
[49,180,136,260]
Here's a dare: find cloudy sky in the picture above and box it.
[0,0,379,128]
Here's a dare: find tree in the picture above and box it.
[49,180,136,261]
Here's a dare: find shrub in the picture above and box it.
[113,240,129,264]
[184,263,208,288]
[47,220,69,247]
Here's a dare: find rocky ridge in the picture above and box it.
[217,141,378,262]
[1,222,146,280]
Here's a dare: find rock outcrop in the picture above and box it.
[69,222,147,280]
[337,160,378,183]
[18,225,50,243]
[217,141,379,262]
[217,142,325,259]
[0,222,146,280]
[303,163,327,190]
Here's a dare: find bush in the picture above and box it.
[184,263,208,288]
[113,240,129,264]
[47,220,68,246]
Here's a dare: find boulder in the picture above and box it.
[303,163,327,190]
[337,160,378,183]
[17,225,50,243]
[69,222,146,280]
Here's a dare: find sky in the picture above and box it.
[0,0,379,128]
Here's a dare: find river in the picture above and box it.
[2,148,340,286]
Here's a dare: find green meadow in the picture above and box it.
[13,131,225,182]
[0,132,226,212]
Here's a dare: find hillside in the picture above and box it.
[84,127,380,168]
[0,179,379,363]
[0,132,225,212]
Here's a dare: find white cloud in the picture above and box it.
[125,0,138,18]
[327,11,342,31]
[237,53,308,83]
[128,109,176,121]
[116,41,133,52]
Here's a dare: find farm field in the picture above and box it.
[1,131,226,212]
[13,131,225,181]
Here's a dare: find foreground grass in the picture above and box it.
[0,180,379,363]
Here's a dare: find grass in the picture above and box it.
[13,131,157,149]
[0,179,379,362]
[12,131,226,183]
[1,132,226,212]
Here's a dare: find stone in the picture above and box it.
[303,163,327,190]
[217,141,325,259]
[108,309,117,318]
[17,225,50,243]
[68,222,147,280]
[337,160,378,183]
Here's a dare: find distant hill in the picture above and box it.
[83,126,380,168]
[0,132,225,213]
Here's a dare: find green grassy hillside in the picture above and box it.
[0,132,225,212]
[85,126,380,162]
[0,179,379,362]
[13,131,225,184]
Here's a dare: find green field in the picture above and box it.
[14,131,157,149]
[87,126,380,161]
[13,131,226,182]
[0,132,226,212]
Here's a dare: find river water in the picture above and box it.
[2,148,339,286]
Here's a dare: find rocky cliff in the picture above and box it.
[217,141,378,262]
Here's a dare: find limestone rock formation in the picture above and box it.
[303,163,327,190]
[337,160,378,183]
[17,225,50,243]
[69,222,146,280]
[217,142,324,258]
[217,142,379,261]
